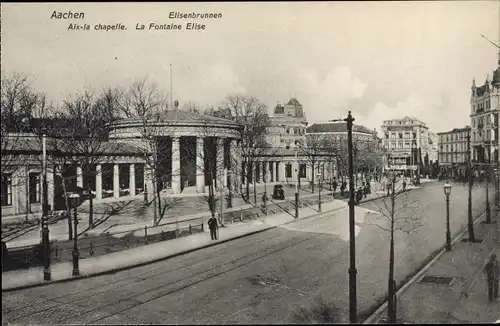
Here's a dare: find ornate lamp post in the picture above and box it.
[331,111,358,323]
[41,130,51,281]
[68,193,81,277]
[317,171,322,212]
[345,111,357,323]
[483,142,492,224]
[443,183,452,251]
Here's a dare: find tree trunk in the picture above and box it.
[156,175,162,224]
[245,162,250,203]
[253,168,257,205]
[311,162,315,193]
[87,178,93,230]
[151,168,158,226]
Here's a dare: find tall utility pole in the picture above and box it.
[467,134,475,242]
[169,64,173,108]
[485,141,492,223]
[41,132,51,281]
[345,111,357,324]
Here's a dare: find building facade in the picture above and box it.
[381,116,435,176]
[1,109,244,218]
[306,121,381,182]
[437,126,471,178]
[470,65,500,165]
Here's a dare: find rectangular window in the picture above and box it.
[29,173,41,204]
[299,164,307,178]
[285,163,292,178]
[398,143,403,149]
[1,174,13,206]
[404,133,410,139]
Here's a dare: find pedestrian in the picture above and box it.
[485,253,499,302]
[356,187,363,204]
[386,181,391,196]
[340,182,345,196]
[362,182,367,198]
[403,178,407,191]
[333,179,338,193]
[208,216,218,240]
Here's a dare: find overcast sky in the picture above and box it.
[1,1,499,134]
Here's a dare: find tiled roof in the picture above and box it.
[286,98,302,106]
[274,104,285,114]
[476,84,488,97]
[2,134,145,156]
[306,122,374,135]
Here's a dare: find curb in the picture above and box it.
[2,225,277,293]
[362,208,491,324]
[1,186,423,293]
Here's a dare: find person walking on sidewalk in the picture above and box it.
[485,253,499,302]
[208,216,218,240]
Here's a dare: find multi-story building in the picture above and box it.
[470,64,500,165]
[306,121,382,181]
[381,116,435,177]
[268,98,308,150]
[437,126,471,178]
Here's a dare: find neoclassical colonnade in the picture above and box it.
[107,109,244,195]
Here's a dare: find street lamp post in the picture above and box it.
[330,112,358,323]
[41,131,51,281]
[68,193,80,277]
[317,171,322,212]
[484,143,492,224]
[466,134,475,242]
[443,183,452,251]
[345,111,357,324]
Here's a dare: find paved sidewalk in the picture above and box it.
[367,207,500,324]
[2,182,424,291]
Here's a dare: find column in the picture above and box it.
[216,138,225,188]
[113,164,120,198]
[144,164,154,197]
[76,166,83,188]
[171,137,181,194]
[196,137,205,193]
[242,162,247,186]
[96,164,102,200]
[269,162,274,182]
[129,164,136,196]
[262,162,267,183]
[280,162,286,182]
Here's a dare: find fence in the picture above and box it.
[2,221,204,272]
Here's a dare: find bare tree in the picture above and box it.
[181,101,201,114]
[215,94,272,204]
[297,133,332,193]
[115,77,174,226]
[1,72,36,175]
[45,90,116,230]
[363,170,422,323]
